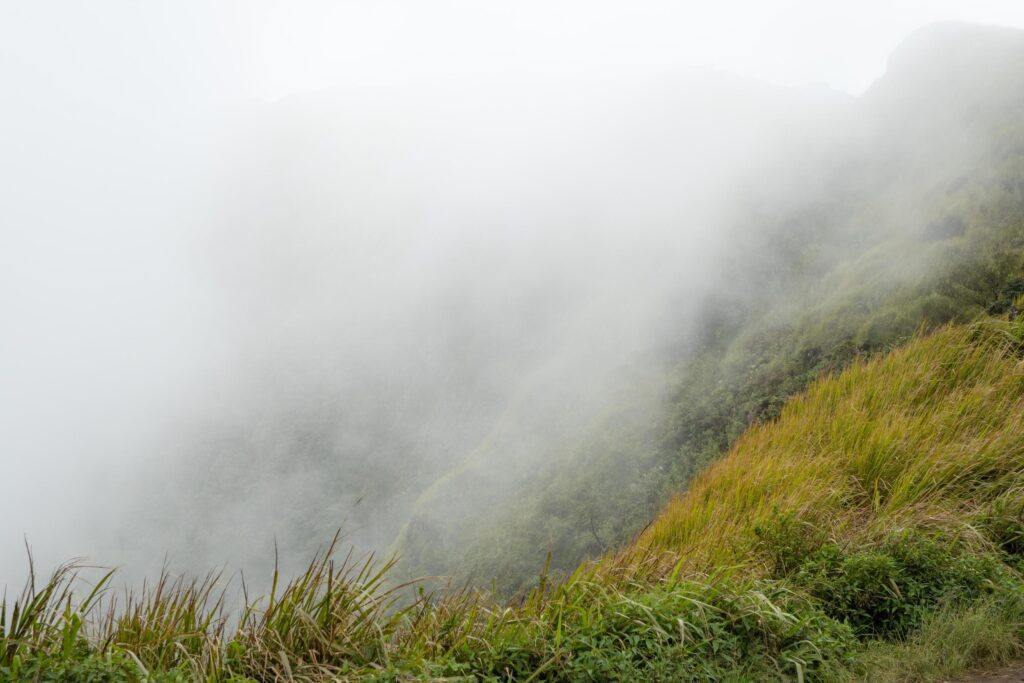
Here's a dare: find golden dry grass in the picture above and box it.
[621,316,1024,576]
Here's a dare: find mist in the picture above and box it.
[4,2,1024,591]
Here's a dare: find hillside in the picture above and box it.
[7,316,1024,681]
[398,21,1024,592]
[630,317,1024,571]
[123,58,850,584]
[96,21,1024,597]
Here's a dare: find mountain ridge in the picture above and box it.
[394,20,1024,593]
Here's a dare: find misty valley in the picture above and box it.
[6,13,1024,683]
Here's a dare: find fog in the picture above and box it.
[3,2,1024,589]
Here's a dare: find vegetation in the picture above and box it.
[394,21,1024,591]
[6,316,1024,680]
[9,23,1024,682]
[402,95,1024,593]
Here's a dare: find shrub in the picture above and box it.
[795,532,1007,638]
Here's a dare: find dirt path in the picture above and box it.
[955,665,1024,682]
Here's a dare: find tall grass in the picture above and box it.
[846,596,1024,682]
[0,550,863,680]
[1,555,113,670]
[4,316,1024,681]
[624,316,1024,577]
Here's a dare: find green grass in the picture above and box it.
[848,597,1024,682]
[626,315,1024,575]
[2,553,864,681]
[6,315,1024,680]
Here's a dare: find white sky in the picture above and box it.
[4,1,1024,108]
[228,0,1024,96]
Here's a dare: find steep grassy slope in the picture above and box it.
[7,316,1024,681]
[400,22,1024,592]
[628,316,1024,572]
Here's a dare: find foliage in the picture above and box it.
[795,532,1012,638]
[842,595,1024,682]
[978,487,1024,562]
[753,509,828,578]
[628,319,1024,570]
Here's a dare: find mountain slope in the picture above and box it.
[626,316,1024,571]
[398,21,1024,592]
[123,62,849,585]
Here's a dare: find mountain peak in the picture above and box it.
[868,22,1024,100]
[859,21,1024,130]
[892,22,1023,70]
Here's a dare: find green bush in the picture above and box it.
[795,532,1007,638]
[404,579,857,682]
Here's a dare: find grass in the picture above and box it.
[5,315,1024,681]
[848,597,1024,682]
[1,555,864,681]
[623,314,1024,577]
